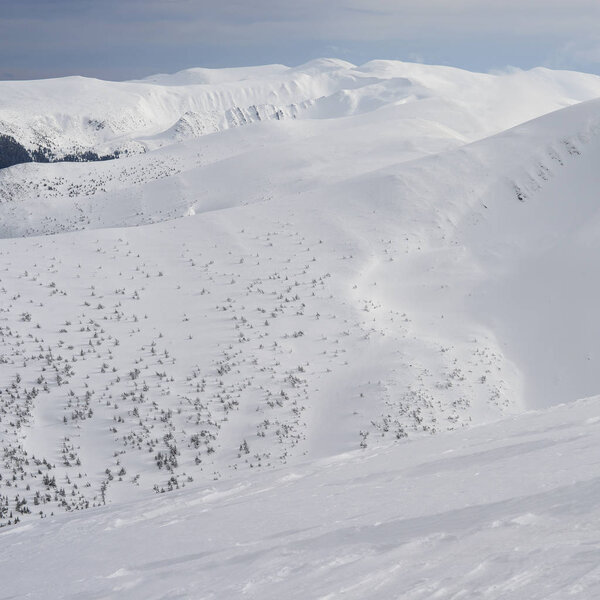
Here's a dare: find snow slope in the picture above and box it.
[3,396,600,599]
[3,60,600,237]
[3,59,600,161]
[1,59,600,595]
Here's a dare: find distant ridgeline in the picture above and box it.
[0,133,120,170]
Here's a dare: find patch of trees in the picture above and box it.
[0,134,31,169]
[0,133,121,170]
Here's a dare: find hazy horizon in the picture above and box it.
[3,0,600,81]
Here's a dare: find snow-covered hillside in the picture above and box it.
[3,59,600,237]
[2,58,600,596]
[3,396,600,599]
[3,58,600,162]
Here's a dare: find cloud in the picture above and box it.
[2,1,600,79]
[552,36,600,65]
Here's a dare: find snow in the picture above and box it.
[3,397,600,598]
[1,58,600,596]
[3,58,600,161]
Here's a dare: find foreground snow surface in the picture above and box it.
[3,397,600,599]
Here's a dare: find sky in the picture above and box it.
[2,0,600,80]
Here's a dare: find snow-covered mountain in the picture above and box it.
[2,59,600,597]
[3,59,600,237]
[3,58,600,163]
